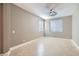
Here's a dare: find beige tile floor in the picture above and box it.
[9,37,79,56]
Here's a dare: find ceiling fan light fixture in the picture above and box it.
[49,8,57,16]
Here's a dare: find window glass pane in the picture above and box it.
[38,20,44,32]
[50,19,63,32]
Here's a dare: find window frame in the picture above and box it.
[38,19,45,32]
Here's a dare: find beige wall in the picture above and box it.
[2,3,43,53]
[3,4,12,53]
[10,4,43,47]
[45,16,72,39]
[0,4,3,53]
[72,4,79,46]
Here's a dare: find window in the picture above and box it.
[38,20,44,32]
[50,19,63,32]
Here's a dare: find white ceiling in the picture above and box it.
[14,3,78,19]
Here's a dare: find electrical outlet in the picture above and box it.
[12,30,15,34]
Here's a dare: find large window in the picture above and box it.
[38,20,44,32]
[50,19,63,32]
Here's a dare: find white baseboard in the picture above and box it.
[4,51,11,56]
[10,39,38,51]
[3,41,34,56]
[4,37,79,56]
[1,39,35,56]
[3,37,43,56]
[0,51,11,56]
[71,40,79,49]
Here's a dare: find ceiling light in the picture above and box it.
[49,8,57,16]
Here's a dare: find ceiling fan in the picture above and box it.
[49,8,57,16]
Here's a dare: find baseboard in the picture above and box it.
[10,39,38,51]
[2,40,35,56]
[4,37,79,56]
[4,37,42,56]
[71,40,79,49]
[0,50,11,56]
[4,50,11,56]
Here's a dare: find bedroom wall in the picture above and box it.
[2,3,43,53]
[45,16,72,39]
[72,4,79,46]
[0,4,3,53]
[10,4,43,47]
